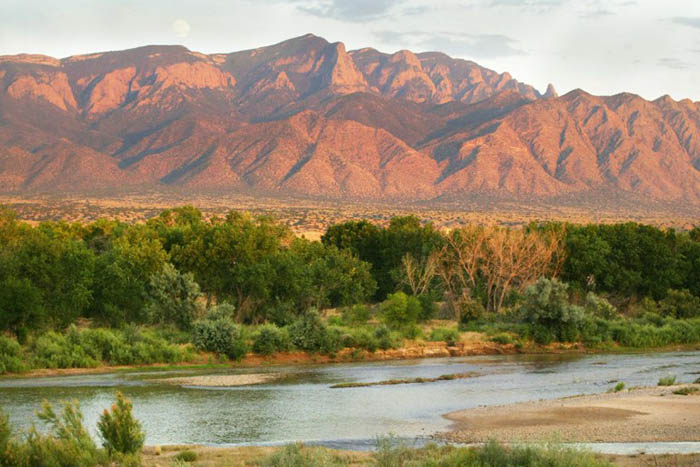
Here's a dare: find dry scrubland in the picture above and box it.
[1,194,697,234]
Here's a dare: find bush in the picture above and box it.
[658,375,677,386]
[374,326,399,350]
[288,309,331,353]
[585,292,618,319]
[381,292,421,329]
[174,449,198,462]
[490,333,514,345]
[418,293,439,321]
[192,313,248,361]
[342,328,379,352]
[614,382,625,392]
[341,304,371,325]
[429,327,460,345]
[459,300,486,324]
[262,443,349,467]
[252,324,292,355]
[521,278,585,344]
[660,289,700,319]
[0,335,27,374]
[23,400,103,466]
[97,392,145,456]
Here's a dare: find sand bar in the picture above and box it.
[442,384,700,443]
[152,373,278,387]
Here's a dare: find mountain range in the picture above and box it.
[1,33,698,206]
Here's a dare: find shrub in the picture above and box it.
[23,400,103,466]
[288,309,330,353]
[459,300,486,324]
[97,392,145,456]
[342,328,379,352]
[341,304,371,325]
[660,289,700,319]
[253,324,292,355]
[521,278,585,344]
[374,326,399,350]
[614,382,625,392]
[192,314,248,360]
[658,375,677,386]
[418,293,440,321]
[262,443,349,467]
[174,449,198,462]
[490,333,514,345]
[672,386,699,395]
[381,292,421,329]
[0,335,27,374]
[585,292,618,319]
[429,327,460,345]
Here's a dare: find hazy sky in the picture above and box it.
[1,0,699,100]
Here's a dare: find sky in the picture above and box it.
[1,0,699,101]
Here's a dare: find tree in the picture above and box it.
[146,263,202,329]
[521,278,585,343]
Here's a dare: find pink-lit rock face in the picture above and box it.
[0,34,697,205]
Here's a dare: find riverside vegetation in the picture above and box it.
[0,206,699,374]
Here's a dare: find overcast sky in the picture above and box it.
[1,0,699,100]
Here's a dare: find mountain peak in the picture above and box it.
[543,83,558,98]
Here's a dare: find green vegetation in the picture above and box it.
[97,392,145,455]
[614,382,625,392]
[331,372,477,389]
[658,375,677,386]
[1,206,699,374]
[0,393,142,466]
[173,449,198,462]
[259,438,613,466]
[672,386,699,395]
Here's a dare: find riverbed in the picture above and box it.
[1,351,698,452]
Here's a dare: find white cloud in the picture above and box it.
[172,19,191,38]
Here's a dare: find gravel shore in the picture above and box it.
[152,373,278,387]
[441,384,700,443]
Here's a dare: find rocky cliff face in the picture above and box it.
[0,34,698,206]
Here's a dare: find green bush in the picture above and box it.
[614,382,625,392]
[22,400,104,467]
[252,324,292,355]
[192,315,248,361]
[381,292,421,329]
[342,328,379,352]
[97,392,144,456]
[585,292,618,319]
[0,335,27,374]
[521,278,585,344]
[262,443,349,467]
[660,289,700,319]
[174,449,198,462]
[374,326,399,350]
[658,375,677,386]
[288,309,331,353]
[490,333,514,345]
[459,300,486,324]
[341,304,371,325]
[429,327,460,345]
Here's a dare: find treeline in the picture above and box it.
[0,206,698,346]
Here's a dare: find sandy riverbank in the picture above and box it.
[442,384,700,443]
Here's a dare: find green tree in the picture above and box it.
[97,392,144,456]
[521,278,585,343]
[146,263,202,329]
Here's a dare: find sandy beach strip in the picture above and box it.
[441,384,700,443]
[151,373,279,387]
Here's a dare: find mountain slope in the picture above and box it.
[0,34,698,206]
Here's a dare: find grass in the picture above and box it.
[257,438,614,466]
[672,386,699,396]
[331,372,478,389]
[658,375,677,386]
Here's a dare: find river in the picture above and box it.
[1,351,698,452]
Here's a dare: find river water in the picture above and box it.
[0,351,698,452]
